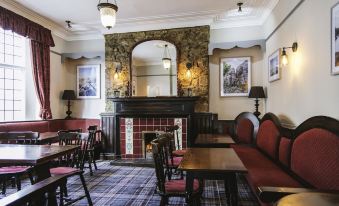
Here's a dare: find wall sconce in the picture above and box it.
[113,64,122,80]
[186,62,192,79]
[281,42,298,66]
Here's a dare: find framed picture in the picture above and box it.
[220,57,251,97]
[332,2,339,75]
[76,65,101,99]
[268,49,281,82]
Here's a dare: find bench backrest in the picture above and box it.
[290,116,339,190]
[234,112,259,144]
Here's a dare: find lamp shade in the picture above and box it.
[97,2,118,29]
[62,90,76,100]
[249,86,266,98]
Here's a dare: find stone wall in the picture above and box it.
[105,26,210,112]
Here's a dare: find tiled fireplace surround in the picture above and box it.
[120,117,187,158]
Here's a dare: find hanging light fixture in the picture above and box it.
[97,0,118,29]
[162,44,171,70]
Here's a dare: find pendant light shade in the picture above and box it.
[162,44,171,70]
[97,1,118,29]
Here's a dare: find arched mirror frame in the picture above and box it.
[129,39,180,96]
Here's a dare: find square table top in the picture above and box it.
[38,132,59,143]
[195,134,235,145]
[0,144,79,165]
[178,148,247,173]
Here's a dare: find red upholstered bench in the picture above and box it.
[0,119,100,133]
[231,113,339,206]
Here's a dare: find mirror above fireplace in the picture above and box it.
[131,40,178,96]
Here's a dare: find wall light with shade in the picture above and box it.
[113,63,122,80]
[281,42,298,66]
[185,62,192,79]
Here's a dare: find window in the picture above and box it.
[0,28,26,122]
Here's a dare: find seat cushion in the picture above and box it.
[231,145,301,188]
[168,157,182,167]
[0,166,30,174]
[165,179,199,193]
[172,149,186,156]
[50,167,79,175]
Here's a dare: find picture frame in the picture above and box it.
[331,2,339,75]
[220,57,251,97]
[76,64,101,99]
[268,49,281,82]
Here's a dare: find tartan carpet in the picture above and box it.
[1,161,259,206]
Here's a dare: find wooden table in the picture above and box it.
[178,148,247,206]
[38,132,59,144]
[194,134,235,147]
[0,144,79,205]
[277,192,339,206]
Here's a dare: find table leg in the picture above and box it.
[185,171,194,205]
[224,177,231,206]
[228,173,238,206]
[34,162,58,206]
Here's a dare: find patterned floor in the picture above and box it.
[1,161,259,206]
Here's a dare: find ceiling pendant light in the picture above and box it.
[162,44,171,70]
[97,0,118,29]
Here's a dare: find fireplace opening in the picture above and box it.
[142,131,162,159]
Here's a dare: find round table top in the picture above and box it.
[277,192,339,206]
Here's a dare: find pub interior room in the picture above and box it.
[0,0,338,205]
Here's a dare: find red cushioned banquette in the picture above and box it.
[278,137,292,167]
[236,118,254,144]
[0,119,100,133]
[256,120,280,160]
[291,128,339,190]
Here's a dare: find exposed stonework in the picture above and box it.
[105,26,210,112]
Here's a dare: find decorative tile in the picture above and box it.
[125,118,133,154]
[174,118,183,150]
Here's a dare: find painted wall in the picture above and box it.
[209,46,264,120]
[263,0,339,126]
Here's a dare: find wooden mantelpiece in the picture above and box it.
[100,96,201,158]
[109,96,199,115]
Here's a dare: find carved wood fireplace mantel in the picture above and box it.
[100,96,201,158]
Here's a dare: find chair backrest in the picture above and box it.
[165,125,180,150]
[87,125,98,132]
[0,131,40,145]
[151,136,170,194]
[234,112,259,144]
[78,131,96,170]
[56,131,82,168]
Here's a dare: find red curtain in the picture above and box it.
[0,6,54,119]
[31,41,52,119]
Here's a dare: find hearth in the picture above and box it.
[142,131,161,159]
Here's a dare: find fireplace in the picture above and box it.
[142,131,160,159]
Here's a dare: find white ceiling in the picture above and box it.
[5,0,279,41]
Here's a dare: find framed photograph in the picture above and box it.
[220,57,251,97]
[268,49,281,82]
[76,65,101,99]
[332,3,339,75]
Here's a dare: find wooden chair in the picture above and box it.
[49,130,93,206]
[0,131,38,195]
[165,125,186,157]
[84,126,99,175]
[0,174,69,206]
[151,136,202,205]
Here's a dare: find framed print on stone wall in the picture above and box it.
[268,49,281,82]
[332,2,339,75]
[76,64,101,99]
[220,57,251,97]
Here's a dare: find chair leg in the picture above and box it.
[91,151,98,170]
[1,177,6,195]
[87,154,93,176]
[79,173,93,206]
[15,175,21,191]
[160,196,168,206]
[59,186,64,206]
[28,171,34,185]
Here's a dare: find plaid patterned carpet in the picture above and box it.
[1,161,259,206]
